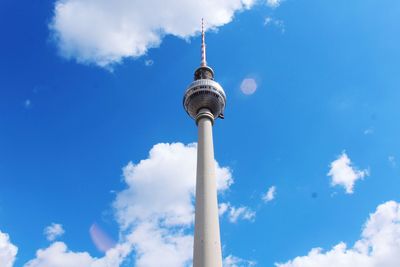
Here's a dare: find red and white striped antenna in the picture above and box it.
[201,18,207,67]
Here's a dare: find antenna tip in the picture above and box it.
[200,18,207,67]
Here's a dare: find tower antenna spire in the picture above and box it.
[201,18,207,67]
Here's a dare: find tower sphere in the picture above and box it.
[183,70,226,120]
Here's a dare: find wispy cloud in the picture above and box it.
[264,17,285,33]
[266,0,283,8]
[327,152,369,194]
[224,255,256,267]
[262,186,277,203]
[219,202,256,223]
[44,223,65,241]
[219,202,230,216]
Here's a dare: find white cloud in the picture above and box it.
[0,230,18,267]
[114,143,232,229]
[262,186,276,202]
[125,222,192,267]
[219,202,256,223]
[49,0,257,67]
[24,241,130,267]
[240,78,258,95]
[266,0,283,8]
[327,152,369,194]
[224,255,256,267]
[25,242,95,267]
[44,223,65,241]
[276,201,400,267]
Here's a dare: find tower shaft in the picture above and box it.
[193,109,223,267]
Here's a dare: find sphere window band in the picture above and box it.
[183,80,226,121]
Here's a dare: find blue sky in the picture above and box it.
[1,0,400,266]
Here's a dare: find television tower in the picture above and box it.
[183,19,226,267]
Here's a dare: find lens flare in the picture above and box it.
[89,223,116,253]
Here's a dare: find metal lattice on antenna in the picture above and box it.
[201,18,207,67]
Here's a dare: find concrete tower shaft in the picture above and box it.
[193,109,223,267]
